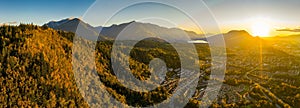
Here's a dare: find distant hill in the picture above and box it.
[223,30,261,47]
[198,30,263,48]
[98,21,203,41]
[45,18,204,42]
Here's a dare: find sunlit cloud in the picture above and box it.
[276,28,300,32]
[0,21,18,26]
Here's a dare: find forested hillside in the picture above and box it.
[0,24,88,107]
[0,24,209,107]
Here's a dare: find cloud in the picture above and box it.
[8,21,17,25]
[0,21,18,26]
[276,28,300,32]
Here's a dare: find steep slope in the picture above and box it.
[45,18,107,40]
[46,18,95,34]
[0,24,88,107]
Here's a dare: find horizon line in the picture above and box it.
[1,17,299,37]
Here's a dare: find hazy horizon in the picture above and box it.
[1,0,300,37]
[3,17,300,37]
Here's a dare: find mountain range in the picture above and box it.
[45,18,261,47]
[45,18,203,41]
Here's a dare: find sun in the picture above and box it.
[251,20,270,37]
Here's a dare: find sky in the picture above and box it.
[1,0,300,36]
[205,0,300,36]
[0,0,94,25]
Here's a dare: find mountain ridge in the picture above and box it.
[45,17,264,47]
[45,18,204,41]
